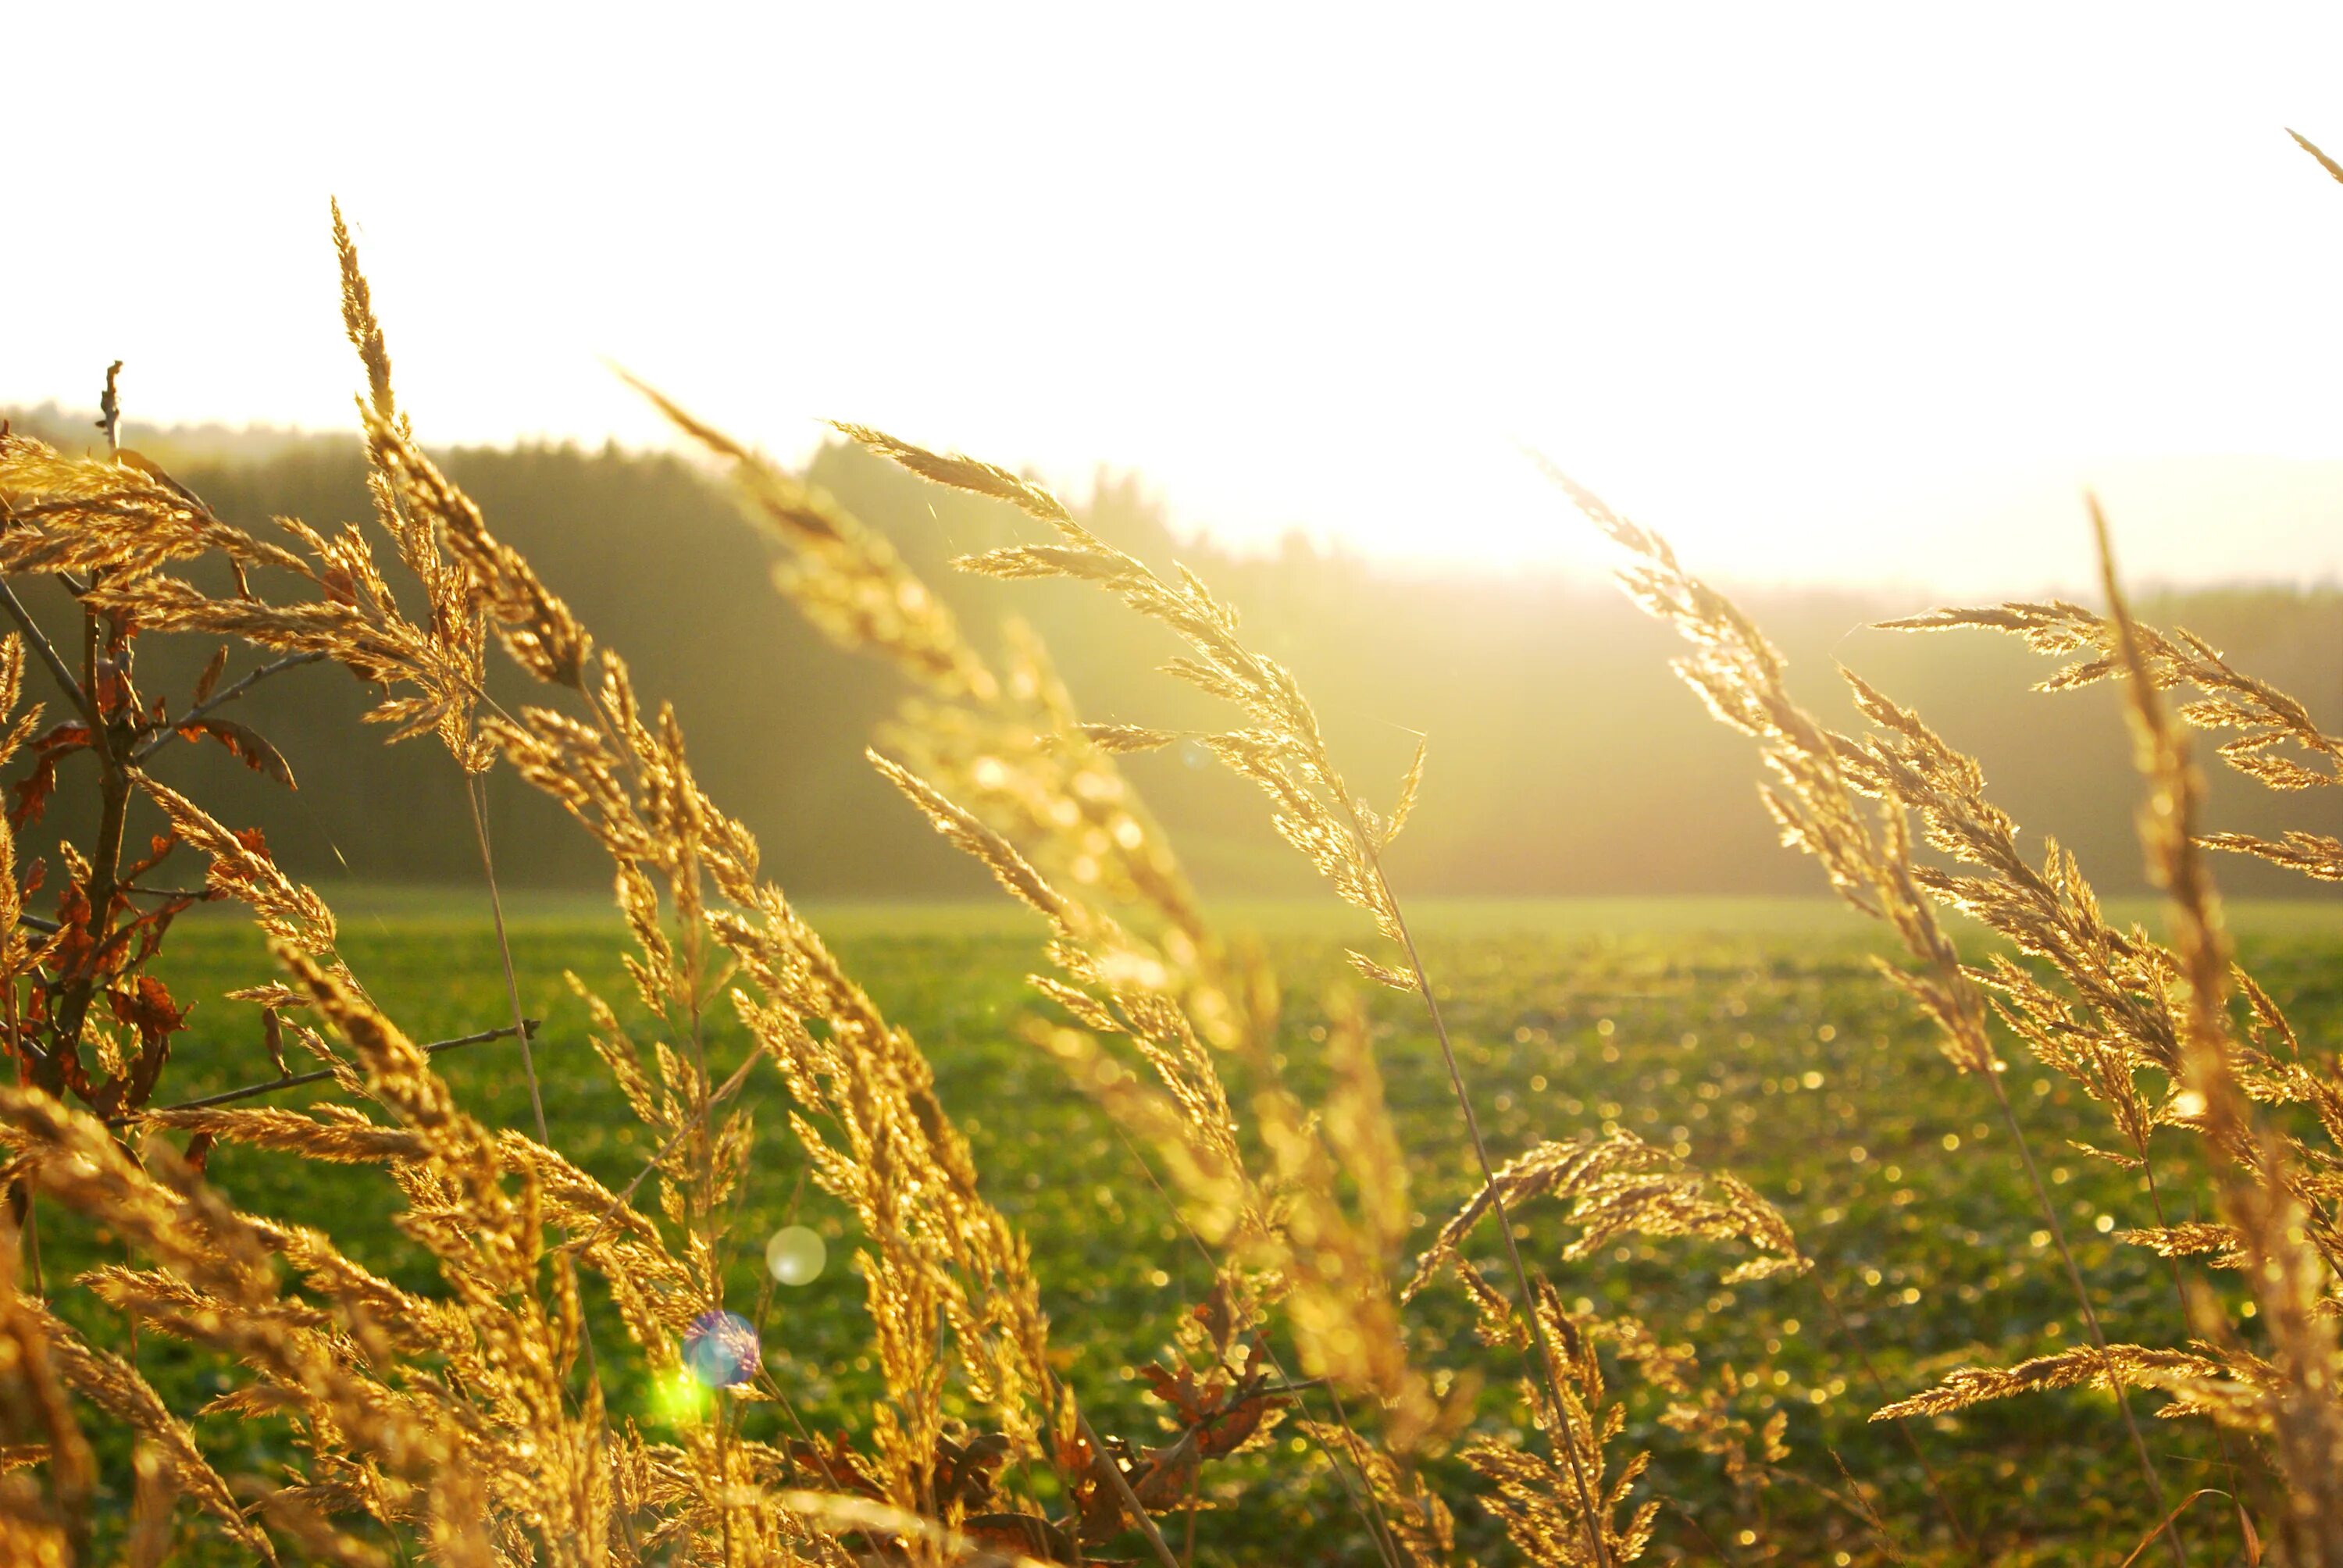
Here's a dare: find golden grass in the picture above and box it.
[1547,436,2343,1562]
[0,135,2336,1565]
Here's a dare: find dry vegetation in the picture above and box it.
[0,145,2338,1565]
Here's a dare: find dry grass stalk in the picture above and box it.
[651,388,1445,1552]
[0,211,1091,1565]
[1560,468,2207,1563]
[1557,451,2343,1563]
[2090,504,2343,1563]
[842,422,1829,1568]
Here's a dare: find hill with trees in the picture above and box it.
[9,403,2338,901]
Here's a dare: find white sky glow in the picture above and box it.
[12,3,2343,591]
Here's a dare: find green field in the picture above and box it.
[53,893,2339,1563]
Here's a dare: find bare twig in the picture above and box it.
[95,362,123,454]
[0,579,98,736]
[131,650,328,763]
[106,1019,540,1124]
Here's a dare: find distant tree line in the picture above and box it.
[8,404,2340,900]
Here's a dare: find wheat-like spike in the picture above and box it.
[2094,501,2343,1560]
[326,213,501,770]
[1872,1344,2239,1422]
[628,378,999,701]
[37,1310,276,1559]
[830,422,1082,533]
[362,409,590,691]
[2120,1222,2247,1267]
[1883,598,2343,796]
[330,198,397,427]
[1558,467,2003,1076]
[1346,950,1417,992]
[140,1106,426,1164]
[2291,128,2343,187]
[1464,1285,1659,1567]
[1403,1132,1806,1312]
[140,779,336,951]
[868,750,1076,928]
[1384,736,1428,846]
[2201,829,2343,882]
[1075,722,1182,754]
[0,430,312,581]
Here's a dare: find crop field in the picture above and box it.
[56,893,2337,1564]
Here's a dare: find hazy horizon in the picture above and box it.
[16,4,2343,593]
[12,395,2343,598]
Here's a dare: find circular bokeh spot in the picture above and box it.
[680,1309,760,1389]
[765,1224,828,1287]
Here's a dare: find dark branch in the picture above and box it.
[0,579,98,736]
[133,650,329,763]
[108,1017,541,1125]
[95,362,123,453]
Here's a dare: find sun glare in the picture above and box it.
[12,4,2343,588]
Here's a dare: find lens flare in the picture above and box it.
[765,1224,827,1286]
[680,1309,761,1389]
[648,1367,709,1429]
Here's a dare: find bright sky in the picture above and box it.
[13,4,2343,592]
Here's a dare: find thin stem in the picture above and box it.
[1322,1382,1407,1568]
[1074,1405,1182,1568]
[463,767,620,1558]
[1808,1271,1980,1561]
[1981,1066,2183,1568]
[2139,1138,2257,1557]
[110,1021,539,1123]
[464,775,552,1146]
[1353,815,1613,1568]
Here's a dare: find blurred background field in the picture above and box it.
[62,892,2338,1564]
[12,14,2343,1559]
[5,405,2342,913]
